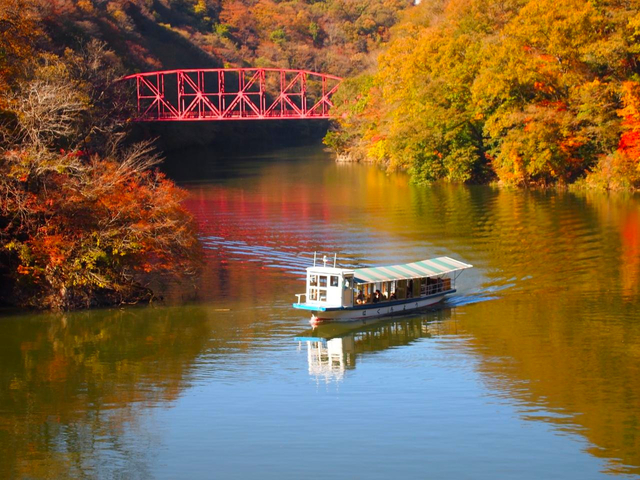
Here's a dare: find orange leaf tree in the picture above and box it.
[1,17,201,309]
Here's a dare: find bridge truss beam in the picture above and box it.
[122,68,342,121]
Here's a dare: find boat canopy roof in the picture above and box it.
[354,256,472,284]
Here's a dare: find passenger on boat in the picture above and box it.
[373,290,383,303]
[356,290,365,304]
[390,291,397,300]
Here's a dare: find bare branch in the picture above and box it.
[7,77,87,148]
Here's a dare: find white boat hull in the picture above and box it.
[304,292,450,325]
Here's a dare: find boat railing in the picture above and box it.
[421,279,453,296]
[295,293,307,304]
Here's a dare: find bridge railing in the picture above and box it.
[122,68,342,121]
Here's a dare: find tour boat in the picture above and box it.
[293,254,472,324]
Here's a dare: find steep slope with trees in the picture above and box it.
[32,0,412,77]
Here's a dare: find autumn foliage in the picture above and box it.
[213,0,411,75]
[0,3,200,309]
[2,0,410,79]
[326,0,640,190]
[611,81,640,187]
[1,146,200,309]
[0,0,39,102]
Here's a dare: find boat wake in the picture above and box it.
[200,236,363,276]
[446,281,515,307]
[201,236,314,276]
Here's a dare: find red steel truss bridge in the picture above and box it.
[122,68,342,121]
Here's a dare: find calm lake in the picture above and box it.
[1,145,639,479]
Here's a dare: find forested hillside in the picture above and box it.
[326,0,640,190]
[32,0,411,77]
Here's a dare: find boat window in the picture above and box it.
[344,277,352,288]
[310,275,317,286]
[397,280,407,299]
[413,279,421,297]
[308,287,328,302]
[364,284,372,303]
[319,276,327,287]
[426,277,437,294]
[330,276,339,287]
[420,278,427,295]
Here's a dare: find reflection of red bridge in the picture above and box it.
[122,68,342,121]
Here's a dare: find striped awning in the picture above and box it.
[353,257,472,284]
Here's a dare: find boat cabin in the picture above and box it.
[294,256,471,310]
[298,266,356,308]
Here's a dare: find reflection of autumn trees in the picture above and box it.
[575,191,640,300]
[181,158,640,475]
[406,186,640,298]
[0,299,308,479]
[620,210,640,297]
[457,296,640,476]
[182,155,640,300]
[0,308,213,479]
[180,157,415,300]
[408,187,640,475]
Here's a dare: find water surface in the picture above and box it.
[1,145,639,479]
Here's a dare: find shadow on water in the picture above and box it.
[155,126,330,182]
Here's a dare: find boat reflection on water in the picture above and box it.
[295,309,454,382]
